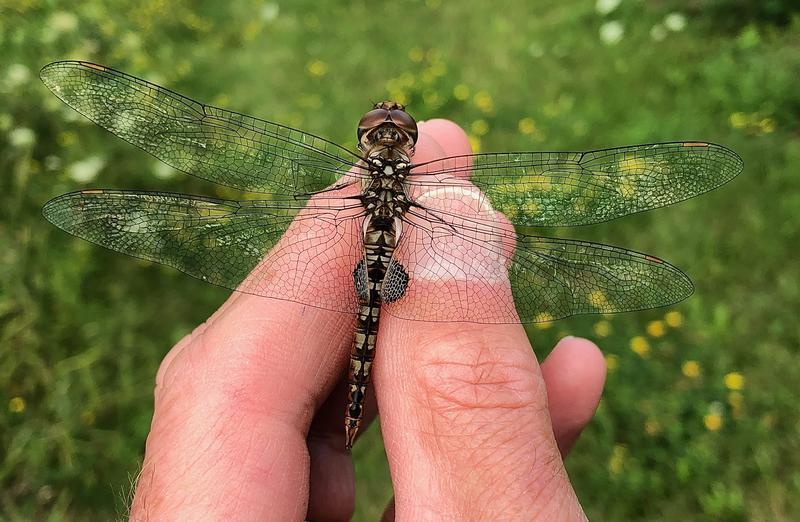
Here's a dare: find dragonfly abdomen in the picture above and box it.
[345,217,398,449]
[345,154,410,449]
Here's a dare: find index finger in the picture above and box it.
[375,121,582,519]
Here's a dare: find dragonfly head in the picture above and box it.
[357,101,418,153]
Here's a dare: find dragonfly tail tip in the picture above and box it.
[345,424,359,451]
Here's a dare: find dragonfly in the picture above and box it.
[40,61,742,450]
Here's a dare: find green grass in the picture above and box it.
[2,1,799,519]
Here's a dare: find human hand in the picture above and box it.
[130,120,607,521]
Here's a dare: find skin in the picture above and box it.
[130,120,607,521]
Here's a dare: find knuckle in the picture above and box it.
[411,327,547,445]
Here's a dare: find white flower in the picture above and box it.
[261,3,279,21]
[48,11,78,34]
[9,127,35,148]
[153,161,177,180]
[68,156,106,183]
[599,21,625,45]
[44,155,62,171]
[528,42,545,58]
[595,0,621,16]
[650,24,667,41]
[121,32,142,51]
[6,64,31,88]
[664,12,687,32]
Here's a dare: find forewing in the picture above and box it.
[40,61,364,195]
[42,190,364,314]
[409,142,742,227]
[385,207,692,324]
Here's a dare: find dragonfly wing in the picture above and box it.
[40,61,365,195]
[43,190,365,314]
[385,206,692,324]
[408,142,742,227]
[507,235,693,322]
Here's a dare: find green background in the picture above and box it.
[2,0,799,519]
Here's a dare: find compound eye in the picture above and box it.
[389,109,418,143]
[357,108,390,138]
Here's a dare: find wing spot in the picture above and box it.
[80,62,107,71]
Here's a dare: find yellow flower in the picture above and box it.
[388,91,408,106]
[704,412,723,431]
[605,354,619,372]
[306,59,328,77]
[533,312,554,329]
[608,444,626,474]
[408,47,424,62]
[242,20,261,42]
[453,84,470,101]
[644,419,661,436]
[425,48,442,63]
[629,336,650,357]
[470,119,489,136]
[646,320,666,338]
[518,117,537,135]
[759,118,775,134]
[467,134,481,153]
[473,90,494,113]
[588,290,609,309]
[593,320,612,337]
[724,372,745,390]
[9,396,25,413]
[664,310,683,328]
[729,112,747,129]
[681,360,701,378]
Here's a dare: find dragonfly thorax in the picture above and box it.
[361,156,410,219]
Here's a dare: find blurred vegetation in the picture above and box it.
[1,0,799,520]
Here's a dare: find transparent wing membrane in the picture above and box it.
[40,61,366,196]
[385,207,693,323]
[410,142,742,227]
[41,62,741,324]
[43,190,365,314]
